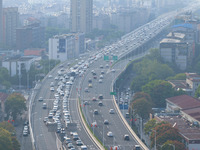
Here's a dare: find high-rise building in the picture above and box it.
[49,33,85,62]
[2,7,19,48]
[0,0,3,46]
[70,0,93,33]
[16,23,45,50]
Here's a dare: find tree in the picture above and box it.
[0,121,15,134]
[144,119,157,135]
[132,92,152,102]
[5,93,27,120]
[161,140,185,150]
[167,73,186,80]
[131,98,152,119]
[142,80,178,107]
[0,67,11,88]
[150,123,183,148]
[0,128,13,150]
[195,85,200,98]
[11,136,20,150]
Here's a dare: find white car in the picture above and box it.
[107,131,113,137]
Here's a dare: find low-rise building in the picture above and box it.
[168,73,200,96]
[2,56,37,76]
[160,37,188,70]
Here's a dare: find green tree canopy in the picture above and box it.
[150,123,183,148]
[161,140,185,150]
[142,80,182,107]
[131,57,174,92]
[132,92,152,102]
[0,121,15,134]
[5,93,27,120]
[167,73,186,80]
[0,67,11,88]
[131,98,152,119]
[144,119,157,135]
[0,128,13,150]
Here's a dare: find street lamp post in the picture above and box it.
[152,129,156,150]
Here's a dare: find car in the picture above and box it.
[124,134,130,141]
[84,101,89,105]
[98,94,103,100]
[91,121,97,127]
[101,71,104,74]
[38,97,43,102]
[94,109,98,115]
[80,145,87,150]
[92,97,97,101]
[42,103,47,109]
[100,65,103,68]
[88,83,92,88]
[48,113,53,119]
[98,79,102,83]
[48,75,52,78]
[109,109,115,114]
[93,76,97,79]
[84,88,89,92]
[67,143,74,149]
[107,131,113,137]
[98,101,103,106]
[61,128,65,134]
[73,133,79,141]
[99,75,103,79]
[23,130,28,136]
[43,117,48,123]
[76,139,83,146]
[50,87,54,92]
[104,119,109,125]
[65,138,72,144]
[88,78,92,83]
[111,69,115,73]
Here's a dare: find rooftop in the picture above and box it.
[167,32,185,39]
[160,38,182,44]
[156,115,200,140]
[168,80,188,89]
[172,23,195,30]
[24,49,45,56]
[183,107,200,122]
[166,95,200,110]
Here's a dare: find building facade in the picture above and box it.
[70,0,93,33]
[16,23,45,50]
[160,38,188,70]
[2,56,36,76]
[49,33,85,62]
[2,7,19,48]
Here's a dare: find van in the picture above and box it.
[80,145,87,150]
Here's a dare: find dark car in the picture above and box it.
[98,94,103,100]
[124,134,130,141]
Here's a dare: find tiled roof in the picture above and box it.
[24,49,45,56]
[166,95,200,110]
[183,107,200,122]
[156,116,200,140]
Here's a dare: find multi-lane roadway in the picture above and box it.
[30,2,200,150]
